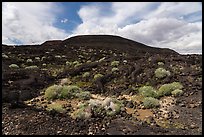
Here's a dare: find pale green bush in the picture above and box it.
[44,85,62,100]
[60,85,82,99]
[26,59,33,63]
[111,67,119,72]
[158,82,183,97]
[25,65,38,69]
[9,64,19,69]
[138,86,158,98]
[143,97,160,108]
[171,89,183,96]
[111,61,120,67]
[155,67,170,79]
[82,72,90,78]
[94,73,103,80]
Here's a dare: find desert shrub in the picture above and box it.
[111,67,119,72]
[44,85,62,100]
[60,85,82,99]
[82,72,90,78]
[158,82,183,97]
[138,86,158,98]
[9,64,19,69]
[143,97,160,108]
[94,73,103,80]
[25,65,38,69]
[65,61,72,66]
[26,59,33,63]
[86,60,91,63]
[71,104,92,119]
[75,91,91,100]
[55,55,61,58]
[171,89,183,96]
[2,54,9,59]
[157,62,164,66]
[35,57,41,61]
[111,61,120,67]
[73,61,80,65]
[47,103,66,113]
[155,68,171,79]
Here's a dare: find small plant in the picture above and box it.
[26,59,33,63]
[25,65,38,69]
[9,64,19,69]
[171,89,183,96]
[143,97,160,108]
[111,67,119,72]
[55,55,61,58]
[157,62,164,66]
[71,104,92,119]
[158,82,183,97]
[94,73,103,80]
[35,57,41,61]
[138,86,158,98]
[44,85,62,100]
[111,61,120,67]
[75,91,91,100]
[2,54,9,59]
[66,61,72,66]
[47,103,66,113]
[82,72,90,78]
[60,85,82,99]
[155,67,171,79]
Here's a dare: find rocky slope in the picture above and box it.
[2,35,202,135]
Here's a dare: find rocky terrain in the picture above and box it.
[2,35,202,135]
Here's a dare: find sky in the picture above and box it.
[2,2,202,54]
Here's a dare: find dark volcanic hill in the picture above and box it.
[62,35,178,55]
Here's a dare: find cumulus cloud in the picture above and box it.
[2,2,202,54]
[2,2,69,45]
[73,2,202,54]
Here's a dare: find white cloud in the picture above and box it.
[74,2,202,54]
[2,2,69,45]
[61,18,68,23]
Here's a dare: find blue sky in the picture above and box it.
[2,2,202,54]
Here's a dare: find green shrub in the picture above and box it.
[2,54,9,59]
[94,73,103,80]
[171,89,183,96]
[55,55,61,58]
[47,103,66,113]
[82,72,90,78]
[9,64,19,69]
[75,91,91,100]
[66,61,72,66]
[157,62,164,66]
[35,57,41,60]
[158,82,183,97]
[143,97,160,108]
[71,105,92,119]
[138,86,158,98]
[155,68,171,79]
[60,85,82,99]
[111,61,120,67]
[26,59,33,63]
[111,67,119,72]
[44,85,62,100]
[25,65,38,69]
